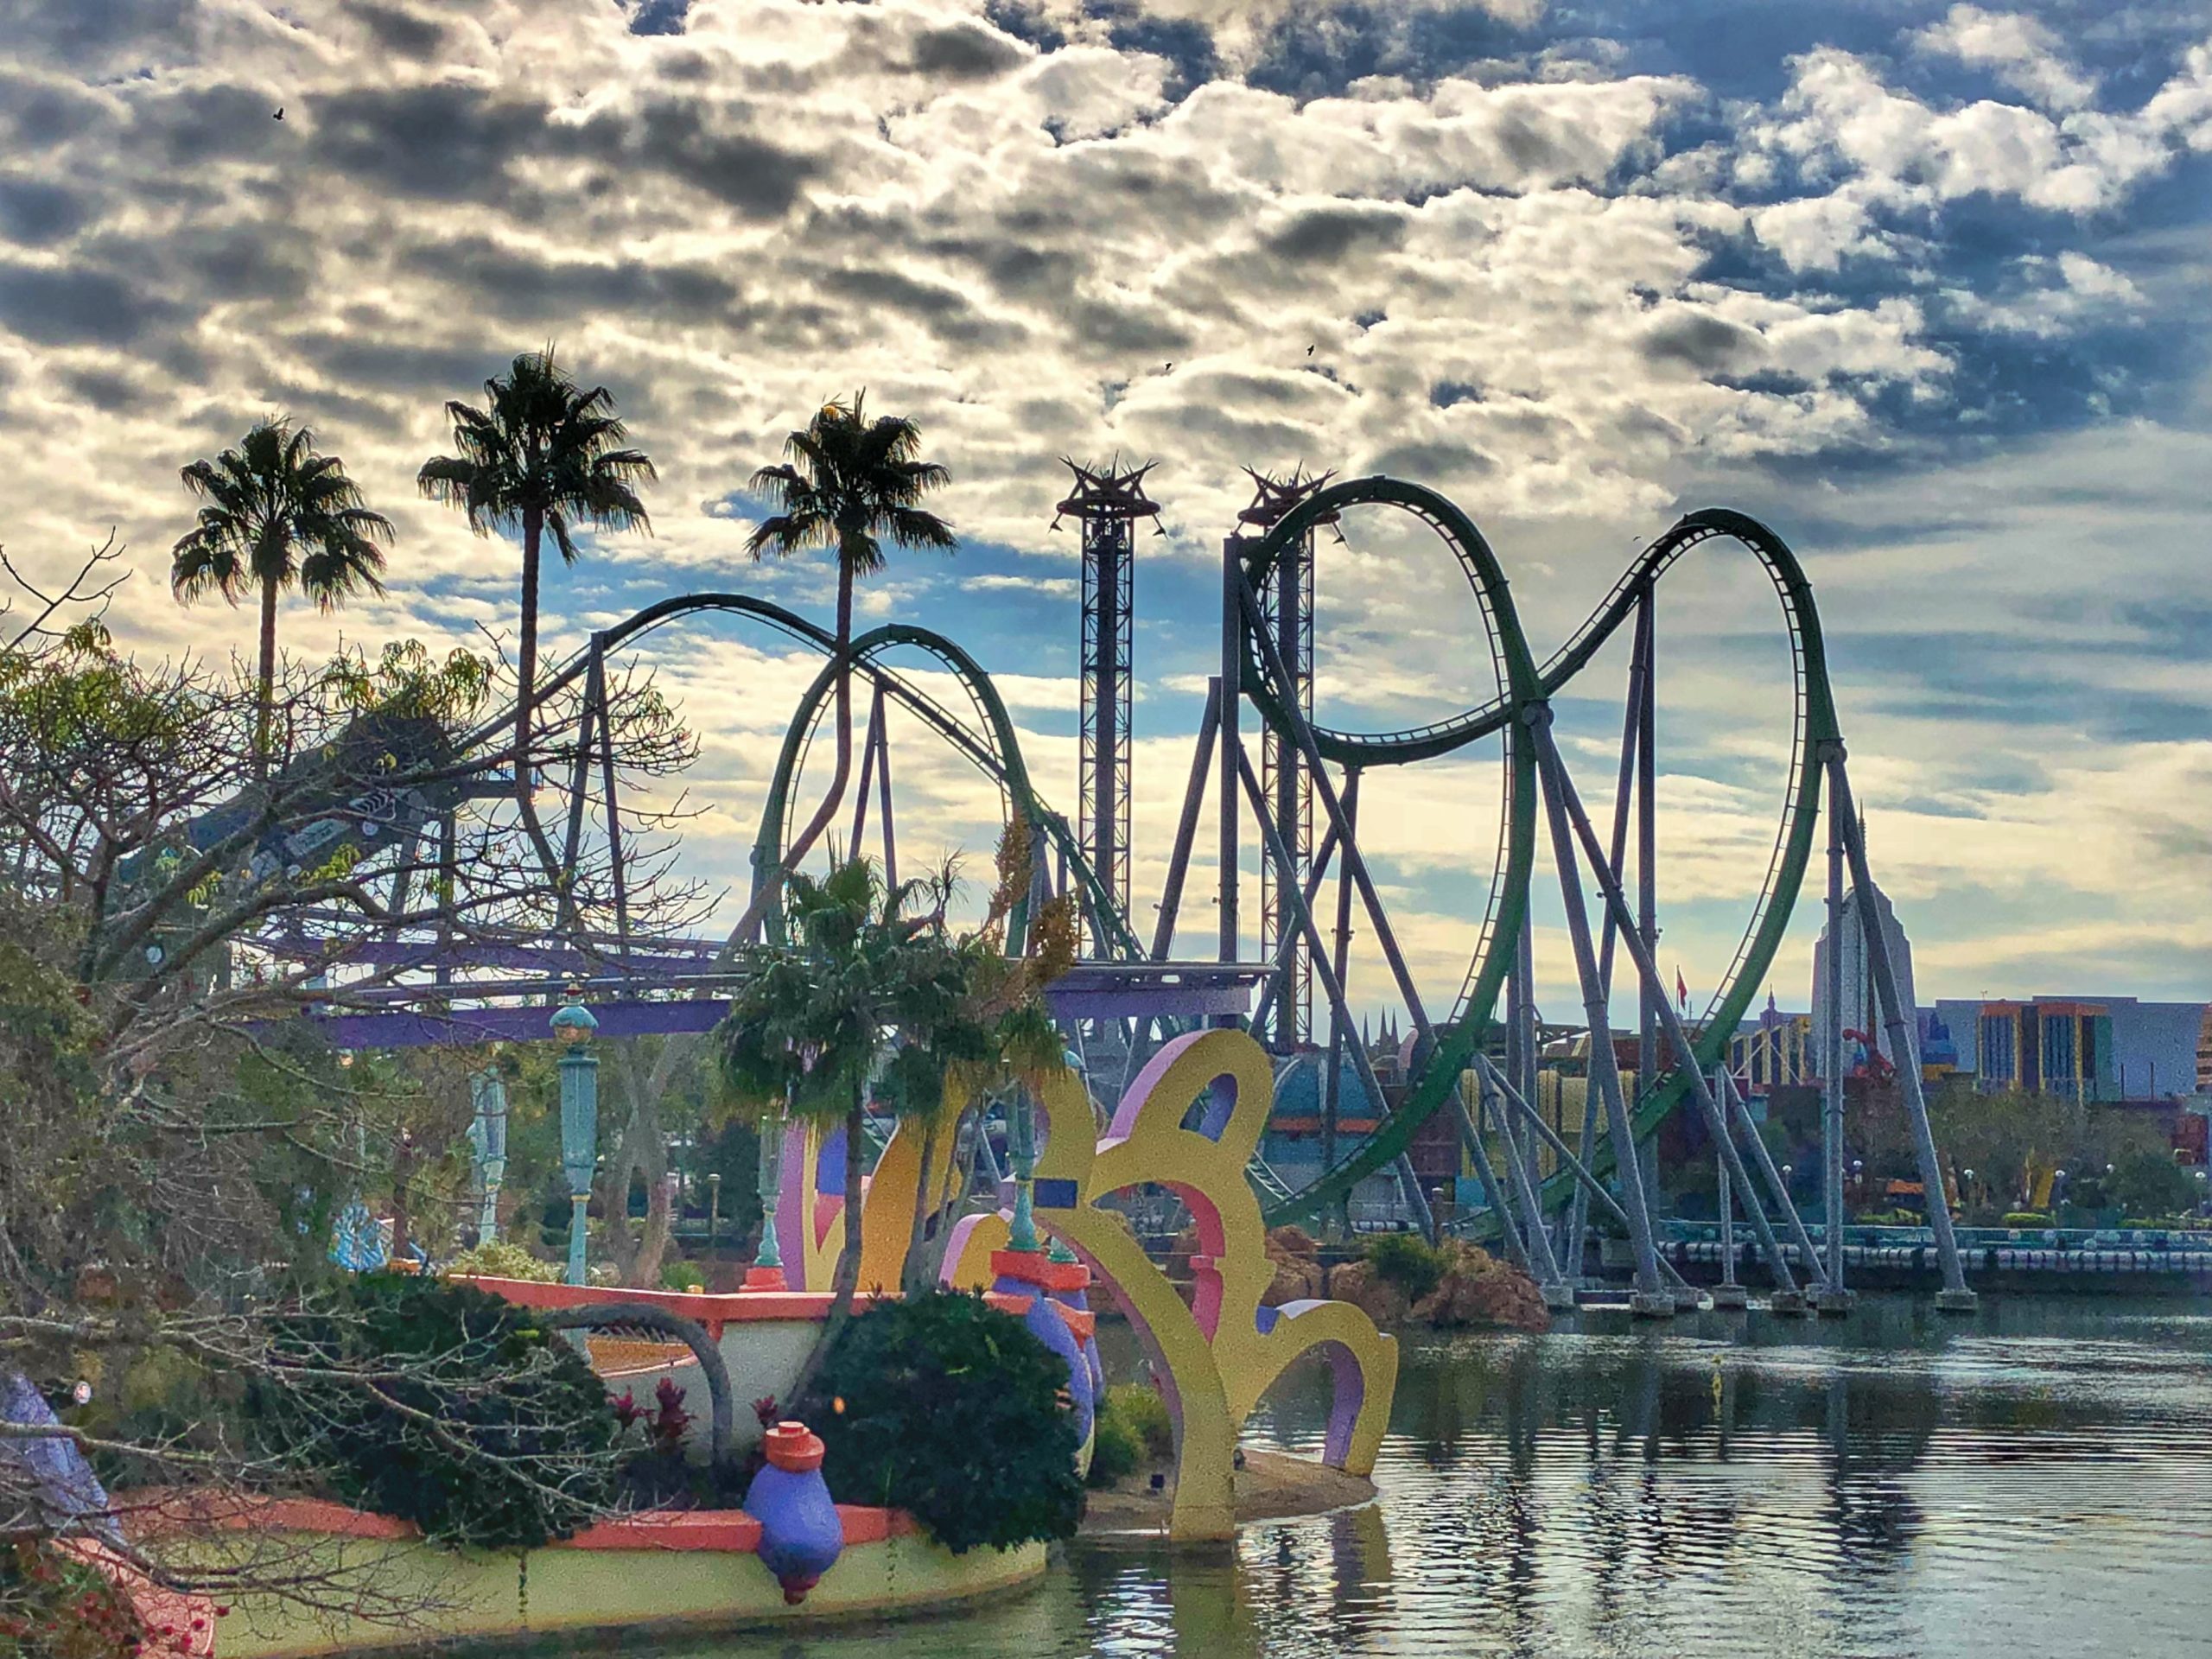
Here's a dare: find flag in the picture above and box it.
[1675,967,1688,1011]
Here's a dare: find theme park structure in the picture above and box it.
[248,467,1976,1321]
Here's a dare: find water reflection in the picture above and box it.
[668,1295,2212,1659]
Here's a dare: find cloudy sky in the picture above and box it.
[3,0,2209,1027]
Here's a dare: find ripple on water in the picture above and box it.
[656,1294,2212,1659]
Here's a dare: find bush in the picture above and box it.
[251,1274,619,1548]
[2109,1152,2197,1221]
[0,1541,148,1659]
[444,1239,561,1283]
[2001,1212,2050,1228]
[1103,1382,1173,1461]
[1086,1412,1141,1489]
[1363,1232,1444,1303]
[797,1290,1082,1554]
[658,1258,705,1292]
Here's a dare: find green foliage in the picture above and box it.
[798,1290,1082,1554]
[417,350,656,562]
[1086,1412,1141,1489]
[0,1541,148,1659]
[1363,1233,1445,1304]
[2107,1151,2197,1220]
[717,858,984,1125]
[171,418,393,617]
[445,1239,561,1283]
[2001,1212,2050,1228]
[251,1274,618,1548]
[658,1257,704,1291]
[746,391,957,587]
[1102,1382,1173,1461]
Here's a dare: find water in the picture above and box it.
[674,1295,2212,1657]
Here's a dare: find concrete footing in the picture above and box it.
[1768,1289,1810,1316]
[1935,1287,1980,1313]
[1628,1290,1677,1319]
[1813,1286,1859,1317]
[1709,1284,1750,1310]
[1540,1282,1579,1313]
[1671,1288,1707,1313]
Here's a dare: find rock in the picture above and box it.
[1261,1228,1324,1307]
[1411,1241,1549,1332]
[1319,1260,1411,1327]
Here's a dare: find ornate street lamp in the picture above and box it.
[552,988,600,1287]
[750,1093,788,1290]
[1007,1087,1040,1253]
[467,1068,509,1244]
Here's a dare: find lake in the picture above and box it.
[673,1294,2212,1657]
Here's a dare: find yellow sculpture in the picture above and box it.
[918,1027,1401,1541]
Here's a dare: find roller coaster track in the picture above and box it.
[435,493,1838,1237]
[1235,486,1838,1226]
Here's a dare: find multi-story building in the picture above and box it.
[1811,882,1917,1070]
[1932,995,2209,1104]
[1728,993,1811,1095]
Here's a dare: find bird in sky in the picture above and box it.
[1163,361,1173,372]
[273,106,284,119]
[1306,344,1316,355]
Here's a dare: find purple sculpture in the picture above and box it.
[743,1421,843,1605]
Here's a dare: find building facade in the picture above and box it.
[1931,995,2209,1104]
[1811,882,1917,1071]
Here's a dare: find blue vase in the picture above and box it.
[744,1422,843,1605]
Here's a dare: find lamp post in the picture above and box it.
[1007,1088,1040,1254]
[708,1172,721,1249]
[748,1093,788,1290]
[552,989,600,1287]
[467,1068,509,1245]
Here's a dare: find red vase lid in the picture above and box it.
[764,1421,825,1473]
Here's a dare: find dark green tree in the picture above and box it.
[170,418,392,773]
[417,349,655,793]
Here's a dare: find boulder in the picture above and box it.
[1261,1226,1324,1306]
[1411,1241,1549,1332]
[1319,1260,1411,1327]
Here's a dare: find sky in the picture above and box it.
[1,0,2208,1031]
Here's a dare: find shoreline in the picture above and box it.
[1077,1449,1376,1539]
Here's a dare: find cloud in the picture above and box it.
[0,0,2206,1015]
[1910,5,2096,114]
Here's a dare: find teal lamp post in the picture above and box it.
[747,1092,787,1291]
[467,1068,509,1244]
[1007,1087,1040,1254]
[552,990,600,1287]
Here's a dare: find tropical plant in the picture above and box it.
[417,349,655,794]
[249,1274,620,1549]
[170,418,392,772]
[739,394,956,931]
[715,856,983,1346]
[796,1290,1082,1554]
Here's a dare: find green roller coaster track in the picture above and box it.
[570,485,1844,1237]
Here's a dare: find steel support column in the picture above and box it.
[1824,749,1974,1308]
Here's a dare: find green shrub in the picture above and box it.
[444,1238,560,1283]
[1363,1232,1444,1303]
[2001,1212,2050,1228]
[659,1258,705,1292]
[1086,1412,1141,1489]
[1103,1382,1173,1462]
[251,1274,619,1548]
[2109,1152,2198,1220]
[0,1540,146,1659]
[797,1290,1082,1554]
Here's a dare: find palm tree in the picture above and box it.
[171,418,393,772]
[417,349,655,792]
[716,856,975,1380]
[741,394,955,931]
